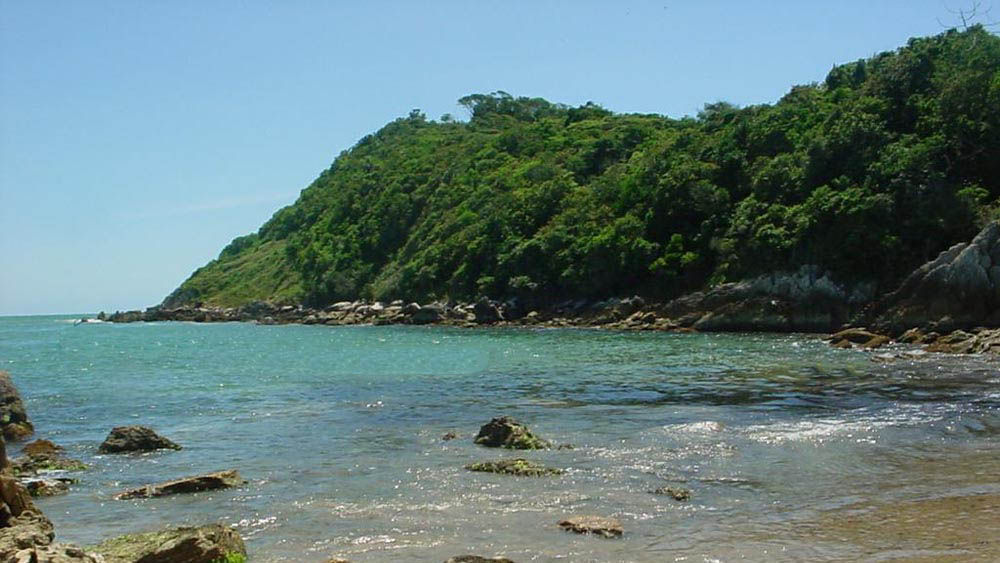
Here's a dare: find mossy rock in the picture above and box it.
[473,416,550,450]
[93,524,246,563]
[465,458,563,477]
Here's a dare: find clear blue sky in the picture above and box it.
[0,0,967,314]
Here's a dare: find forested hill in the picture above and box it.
[164,27,1000,309]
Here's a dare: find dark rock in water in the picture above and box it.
[0,371,34,441]
[441,432,459,441]
[445,556,517,563]
[557,515,623,538]
[872,221,1000,334]
[474,417,550,450]
[114,469,245,500]
[0,475,102,562]
[827,328,889,349]
[93,523,247,563]
[651,486,691,501]
[465,459,563,477]
[98,425,182,454]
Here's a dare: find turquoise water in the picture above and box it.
[1,315,998,561]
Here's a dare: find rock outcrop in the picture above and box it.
[93,524,246,563]
[0,475,102,562]
[10,439,87,477]
[114,470,245,500]
[872,221,1000,334]
[474,417,550,450]
[464,459,563,476]
[0,371,34,441]
[556,515,623,538]
[662,265,874,332]
[98,426,181,454]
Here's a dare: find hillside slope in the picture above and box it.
[164,27,1000,309]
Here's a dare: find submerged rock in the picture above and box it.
[0,371,34,441]
[442,432,459,441]
[465,459,563,477]
[556,515,623,538]
[114,469,245,500]
[445,556,517,563]
[651,486,691,501]
[474,417,550,450]
[93,523,247,563]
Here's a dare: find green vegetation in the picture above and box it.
[212,554,247,563]
[168,27,1000,309]
[465,458,565,476]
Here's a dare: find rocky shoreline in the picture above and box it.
[98,222,1000,356]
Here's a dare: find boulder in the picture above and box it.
[472,298,503,324]
[445,557,516,563]
[114,470,244,500]
[872,221,1000,333]
[464,459,563,477]
[0,371,34,441]
[474,417,550,450]
[93,523,246,563]
[556,515,623,538]
[98,426,181,454]
[410,305,443,325]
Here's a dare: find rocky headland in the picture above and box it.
[100,222,1000,359]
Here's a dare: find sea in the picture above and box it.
[1,315,998,562]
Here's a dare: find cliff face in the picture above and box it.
[873,222,1000,334]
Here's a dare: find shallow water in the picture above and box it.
[1,316,998,561]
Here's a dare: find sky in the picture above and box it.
[0,0,976,315]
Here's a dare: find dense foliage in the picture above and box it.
[166,27,1000,308]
